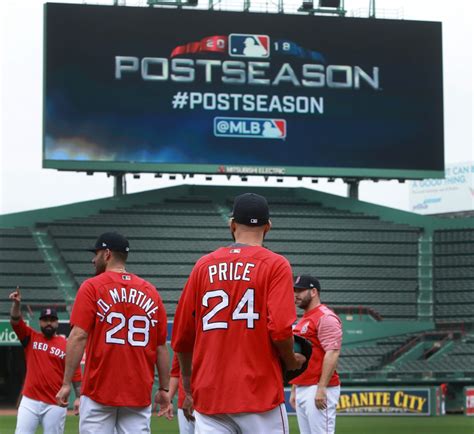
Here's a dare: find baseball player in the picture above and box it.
[172,193,306,434]
[55,232,172,434]
[289,275,342,434]
[9,288,81,434]
[170,354,195,434]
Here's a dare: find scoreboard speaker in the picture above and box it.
[319,0,341,7]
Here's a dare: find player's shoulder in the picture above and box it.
[319,304,339,317]
[130,273,163,299]
[255,247,291,268]
[316,305,342,325]
[193,248,226,269]
[80,272,107,289]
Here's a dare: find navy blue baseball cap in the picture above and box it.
[88,232,130,253]
[231,193,270,226]
[293,275,321,292]
[39,307,58,320]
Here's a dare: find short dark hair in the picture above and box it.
[112,251,128,263]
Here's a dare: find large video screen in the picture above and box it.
[44,3,444,178]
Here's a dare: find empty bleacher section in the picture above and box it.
[337,331,474,381]
[338,342,401,373]
[390,333,474,378]
[433,228,474,325]
[0,228,66,318]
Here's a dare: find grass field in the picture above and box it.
[0,414,472,434]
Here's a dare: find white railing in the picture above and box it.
[349,7,404,19]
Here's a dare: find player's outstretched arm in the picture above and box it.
[56,326,88,407]
[9,287,22,325]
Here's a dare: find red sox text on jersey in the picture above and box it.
[31,341,66,359]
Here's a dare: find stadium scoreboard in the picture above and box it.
[43,3,444,179]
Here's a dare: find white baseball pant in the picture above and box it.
[79,395,151,434]
[194,403,289,434]
[178,408,195,434]
[15,395,67,434]
[295,385,340,434]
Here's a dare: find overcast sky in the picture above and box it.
[1,0,472,215]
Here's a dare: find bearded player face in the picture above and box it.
[294,289,313,309]
[40,318,58,338]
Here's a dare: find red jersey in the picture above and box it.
[170,354,185,408]
[290,304,342,387]
[172,245,296,414]
[71,271,167,406]
[12,319,82,405]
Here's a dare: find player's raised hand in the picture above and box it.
[56,384,71,408]
[9,287,21,304]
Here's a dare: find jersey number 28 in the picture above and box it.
[105,312,150,347]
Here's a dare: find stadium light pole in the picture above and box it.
[346,178,359,199]
[113,173,126,197]
[278,0,284,13]
[369,0,376,18]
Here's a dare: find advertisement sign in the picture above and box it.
[466,387,474,416]
[409,162,474,214]
[336,388,431,416]
[284,387,431,416]
[44,4,444,178]
[0,319,27,346]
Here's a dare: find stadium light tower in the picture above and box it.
[298,0,346,16]
[147,0,199,7]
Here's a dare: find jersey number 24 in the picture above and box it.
[202,288,259,331]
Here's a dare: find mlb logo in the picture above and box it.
[230,249,241,254]
[262,119,286,139]
[229,34,270,58]
[122,275,131,281]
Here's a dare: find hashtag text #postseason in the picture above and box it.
[171,92,323,115]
